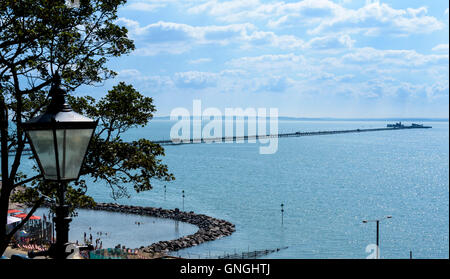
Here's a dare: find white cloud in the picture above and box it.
[342,47,449,67]
[244,32,355,51]
[112,2,448,117]
[187,0,444,37]
[305,33,354,49]
[189,0,341,25]
[118,69,142,78]
[124,0,194,11]
[309,1,444,36]
[425,80,449,100]
[171,69,250,90]
[125,2,166,11]
[406,7,428,17]
[201,23,256,44]
[267,0,342,28]
[116,69,175,92]
[258,76,293,92]
[221,46,448,101]
[432,44,449,53]
[117,20,200,41]
[116,18,146,36]
[134,42,193,56]
[242,30,304,49]
[117,18,311,54]
[117,18,255,43]
[117,19,257,55]
[312,72,355,82]
[188,0,260,16]
[219,69,247,76]
[122,19,249,41]
[173,71,219,89]
[228,53,305,70]
[188,58,212,64]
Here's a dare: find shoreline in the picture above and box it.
[85,203,236,257]
[8,188,236,258]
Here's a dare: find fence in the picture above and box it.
[8,216,54,251]
[88,248,153,259]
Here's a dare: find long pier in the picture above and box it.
[6,125,432,154]
[154,125,432,146]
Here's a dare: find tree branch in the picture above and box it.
[12,175,43,189]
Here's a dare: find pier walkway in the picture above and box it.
[154,125,432,146]
[6,125,432,154]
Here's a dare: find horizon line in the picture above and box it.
[152,116,449,121]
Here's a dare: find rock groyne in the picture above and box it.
[89,203,235,256]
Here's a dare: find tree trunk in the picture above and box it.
[0,194,10,255]
[0,96,11,256]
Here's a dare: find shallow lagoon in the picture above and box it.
[33,208,198,249]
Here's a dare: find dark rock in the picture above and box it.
[83,202,236,255]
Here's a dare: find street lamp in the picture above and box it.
[182,190,185,211]
[280,203,284,225]
[362,215,392,259]
[22,76,97,259]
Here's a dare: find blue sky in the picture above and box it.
[86,0,449,118]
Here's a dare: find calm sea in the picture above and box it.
[22,120,449,259]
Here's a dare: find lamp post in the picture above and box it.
[281,203,284,225]
[22,76,97,259]
[362,215,392,259]
[182,190,185,211]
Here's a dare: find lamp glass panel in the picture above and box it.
[26,130,58,180]
[55,128,94,180]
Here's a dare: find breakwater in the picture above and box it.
[154,125,432,145]
[88,203,235,256]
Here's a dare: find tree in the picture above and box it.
[0,0,174,255]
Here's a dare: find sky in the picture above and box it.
[84,0,449,118]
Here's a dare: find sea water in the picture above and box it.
[33,208,198,249]
[19,120,449,259]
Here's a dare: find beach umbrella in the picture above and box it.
[15,213,36,218]
[14,213,42,220]
[7,216,21,225]
[13,213,29,219]
[8,209,22,214]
